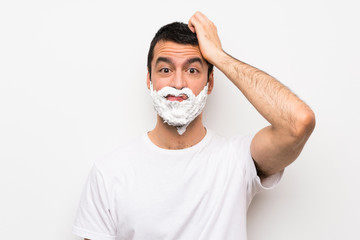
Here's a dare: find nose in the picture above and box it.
[171,70,187,90]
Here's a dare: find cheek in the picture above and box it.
[152,81,168,91]
[188,84,206,96]
[151,75,174,91]
[191,78,208,94]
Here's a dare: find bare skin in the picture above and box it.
[187,11,315,179]
[148,11,315,180]
[84,11,315,240]
[147,41,214,150]
[146,12,315,180]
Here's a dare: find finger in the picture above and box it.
[188,19,196,33]
[193,11,207,23]
[188,15,200,33]
[188,13,205,33]
[193,11,214,27]
[189,12,214,33]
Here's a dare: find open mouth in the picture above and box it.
[165,94,188,102]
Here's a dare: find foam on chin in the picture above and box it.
[150,82,208,135]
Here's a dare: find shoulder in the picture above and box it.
[205,130,254,168]
[208,130,253,153]
[228,134,254,151]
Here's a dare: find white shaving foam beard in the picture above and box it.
[150,82,208,135]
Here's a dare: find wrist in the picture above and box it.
[213,50,234,72]
[205,49,226,67]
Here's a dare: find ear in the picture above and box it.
[147,69,151,90]
[207,70,214,94]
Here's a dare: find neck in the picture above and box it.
[148,114,207,150]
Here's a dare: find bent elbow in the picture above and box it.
[293,108,316,139]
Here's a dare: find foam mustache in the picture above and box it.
[155,87,193,99]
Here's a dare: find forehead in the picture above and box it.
[152,41,205,65]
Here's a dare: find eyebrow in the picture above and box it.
[155,57,174,67]
[186,57,204,67]
[154,57,204,67]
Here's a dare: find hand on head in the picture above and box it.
[188,11,224,65]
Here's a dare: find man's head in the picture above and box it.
[147,21,214,135]
[147,22,213,80]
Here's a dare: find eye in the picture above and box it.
[188,68,199,74]
[160,68,170,73]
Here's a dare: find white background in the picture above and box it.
[1,0,359,239]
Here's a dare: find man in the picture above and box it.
[73,12,315,240]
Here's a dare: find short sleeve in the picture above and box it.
[72,165,117,240]
[230,134,284,206]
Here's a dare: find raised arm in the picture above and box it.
[189,12,315,179]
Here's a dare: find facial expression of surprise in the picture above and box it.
[147,41,214,98]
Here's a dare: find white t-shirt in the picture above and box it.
[72,129,283,240]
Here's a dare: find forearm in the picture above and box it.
[215,51,315,136]
[188,11,315,177]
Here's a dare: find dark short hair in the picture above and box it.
[147,22,213,79]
